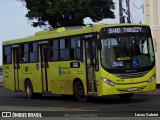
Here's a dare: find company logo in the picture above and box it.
[2,112,11,117]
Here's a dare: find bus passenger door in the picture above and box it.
[39,44,49,92]
[84,39,97,93]
[12,47,20,91]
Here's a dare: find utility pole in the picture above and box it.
[119,0,124,23]
[126,0,131,23]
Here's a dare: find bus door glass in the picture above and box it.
[12,46,20,91]
[84,39,97,93]
[39,43,49,92]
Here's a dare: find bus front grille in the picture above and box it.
[113,71,149,79]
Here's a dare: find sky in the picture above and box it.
[0,0,144,65]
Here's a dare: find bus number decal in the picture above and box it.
[70,62,80,68]
[39,41,48,44]
[113,61,124,68]
[4,66,9,69]
[84,34,93,38]
[25,67,29,72]
[12,44,19,48]
[58,66,62,76]
[36,64,39,70]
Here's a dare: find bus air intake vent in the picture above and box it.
[113,71,149,79]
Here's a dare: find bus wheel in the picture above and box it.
[118,93,133,100]
[75,81,87,102]
[25,80,34,99]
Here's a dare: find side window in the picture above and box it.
[24,44,29,62]
[20,43,30,62]
[50,40,59,61]
[4,46,12,64]
[20,44,28,62]
[29,42,38,62]
[60,38,69,60]
[20,44,24,62]
[71,37,81,59]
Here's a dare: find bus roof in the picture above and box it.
[2,23,150,45]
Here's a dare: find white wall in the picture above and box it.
[144,0,160,84]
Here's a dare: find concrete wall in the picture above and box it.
[144,0,160,84]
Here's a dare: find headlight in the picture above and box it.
[101,78,116,86]
[148,74,156,83]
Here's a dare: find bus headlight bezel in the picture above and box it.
[101,78,116,86]
[148,74,156,83]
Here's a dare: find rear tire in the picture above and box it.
[75,81,87,102]
[25,80,34,99]
[25,80,42,99]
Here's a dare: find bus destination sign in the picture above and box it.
[106,26,149,35]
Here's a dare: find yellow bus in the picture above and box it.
[2,24,156,102]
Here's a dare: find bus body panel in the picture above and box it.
[3,65,15,91]
[2,24,156,100]
[16,63,42,93]
[49,61,86,95]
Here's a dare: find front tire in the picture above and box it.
[75,81,87,102]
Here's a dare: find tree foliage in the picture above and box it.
[20,0,115,29]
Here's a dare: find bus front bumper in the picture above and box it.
[100,79,156,96]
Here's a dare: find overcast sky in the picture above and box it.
[0,0,144,65]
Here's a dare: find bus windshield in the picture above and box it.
[101,35,155,73]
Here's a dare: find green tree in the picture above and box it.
[20,0,115,29]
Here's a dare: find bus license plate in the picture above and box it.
[128,88,137,92]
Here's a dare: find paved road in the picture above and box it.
[0,85,160,117]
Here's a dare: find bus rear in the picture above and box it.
[98,25,156,99]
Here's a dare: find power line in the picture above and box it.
[130,0,143,9]
[118,0,143,23]
[130,0,144,23]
